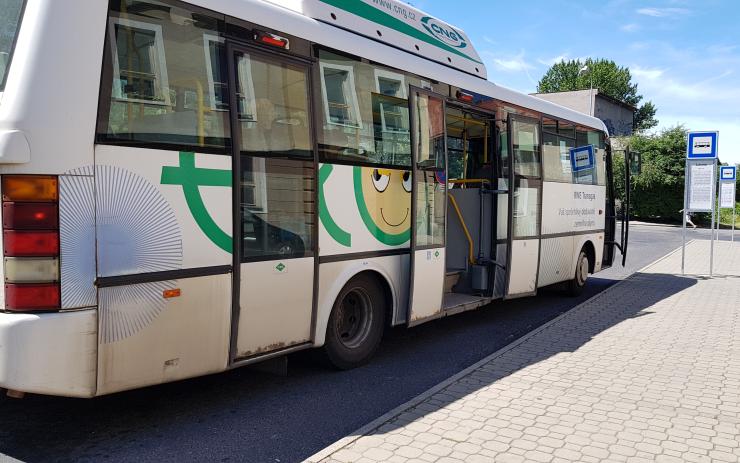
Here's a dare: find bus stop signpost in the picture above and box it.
[682,131,719,276]
[719,166,737,243]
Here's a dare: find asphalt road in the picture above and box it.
[0,223,731,463]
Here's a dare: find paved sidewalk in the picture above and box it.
[308,240,740,463]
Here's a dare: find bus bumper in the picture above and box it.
[0,309,97,398]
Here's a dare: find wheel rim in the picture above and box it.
[334,287,373,349]
[578,257,588,286]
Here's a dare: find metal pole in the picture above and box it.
[681,159,688,275]
[710,160,716,277]
[590,74,594,116]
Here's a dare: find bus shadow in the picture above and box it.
[356,272,697,438]
[0,273,695,463]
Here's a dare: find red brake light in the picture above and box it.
[256,32,289,49]
[456,90,474,103]
[3,231,59,257]
[2,202,58,229]
[4,283,60,312]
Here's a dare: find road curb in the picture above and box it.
[304,242,693,462]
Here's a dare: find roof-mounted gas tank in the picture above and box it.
[299,0,487,79]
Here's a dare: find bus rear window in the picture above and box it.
[0,0,25,91]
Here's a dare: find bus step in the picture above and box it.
[5,389,25,399]
[249,356,288,377]
[444,270,464,293]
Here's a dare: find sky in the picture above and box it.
[411,0,740,164]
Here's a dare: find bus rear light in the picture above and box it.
[4,283,61,312]
[2,175,60,312]
[2,202,59,229]
[4,257,60,283]
[256,31,289,49]
[1,176,58,202]
[456,90,474,103]
[3,231,59,256]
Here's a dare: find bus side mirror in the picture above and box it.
[630,151,642,175]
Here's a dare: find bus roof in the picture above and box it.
[197,0,610,135]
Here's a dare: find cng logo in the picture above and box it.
[421,17,467,49]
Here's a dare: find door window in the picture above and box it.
[413,92,446,247]
[511,118,542,238]
[240,157,314,259]
[414,170,446,247]
[233,50,314,260]
[512,120,540,177]
[414,94,446,170]
[235,53,312,158]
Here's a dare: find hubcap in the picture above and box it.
[578,257,588,285]
[335,287,373,349]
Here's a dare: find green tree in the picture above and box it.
[614,126,687,221]
[634,101,658,134]
[537,58,658,132]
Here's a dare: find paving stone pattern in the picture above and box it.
[313,241,740,463]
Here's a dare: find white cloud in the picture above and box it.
[537,54,569,67]
[641,71,738,102]
[621,23,639,32]
[482,50,534,73]
[493,56,534,72]
[481,50,537,90]
[707,44,739,56]
[636,7,690,17]
[536,53,589,67]
[631,65,665,80]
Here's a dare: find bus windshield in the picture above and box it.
[0,0,25,91]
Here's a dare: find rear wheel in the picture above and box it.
[567,250,590,296]
[323,274,386,370]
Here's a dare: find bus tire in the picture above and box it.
[323,274,386,370]
[567,250,590,296]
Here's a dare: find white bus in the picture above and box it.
[0,0,627,398]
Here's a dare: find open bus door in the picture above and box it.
[407,88,448,325]
[504,114,543,299]
[607,145,634,267]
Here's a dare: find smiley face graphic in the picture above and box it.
[353,166,412,246]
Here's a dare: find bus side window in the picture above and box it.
[316,49,440,169]
[542,124,575,184]
[569,128,606,186]
[98,0,229,150]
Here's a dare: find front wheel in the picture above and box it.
[567,250,590,296]
[323,274,385,370]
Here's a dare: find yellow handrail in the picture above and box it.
[448,178,491,187]
[448,194,475,265]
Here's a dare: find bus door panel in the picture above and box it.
[504,115,542,299]
[93,146,233,395]
[407,89,447,325]
[603,143,617,268]
[229,45,316,360]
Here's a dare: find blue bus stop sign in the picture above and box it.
[720,165,737,181]
[569,145,595,172]
[687,131,718,159]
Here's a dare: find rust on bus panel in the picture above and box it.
[240,342,288,358]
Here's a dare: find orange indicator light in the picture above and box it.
[163,288,181,299]
[2,176,58,202]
